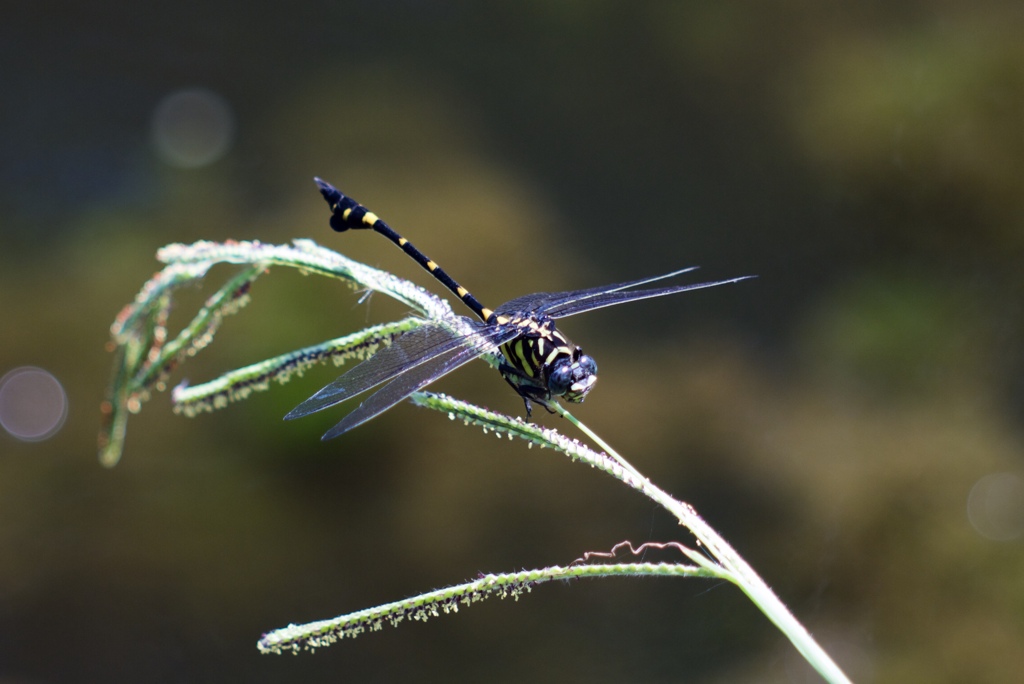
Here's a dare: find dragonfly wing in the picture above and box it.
[496,266,700,315]
[544,275,756,319]
[321,327,516,439]
[285,320,485,420]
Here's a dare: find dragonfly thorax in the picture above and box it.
[497,314,599,407]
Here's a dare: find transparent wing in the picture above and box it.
[285,318,490,420]
[544,275,756,319]
[320,326,519,440]
[496,266,700,315]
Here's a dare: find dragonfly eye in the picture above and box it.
[548,353,598,402]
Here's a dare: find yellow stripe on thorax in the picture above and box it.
[504,338,537,377]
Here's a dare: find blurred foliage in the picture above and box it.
[2,1,1023,682]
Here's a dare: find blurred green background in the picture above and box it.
[3,2,1024,682]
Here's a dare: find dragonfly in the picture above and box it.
[286,178,754,439]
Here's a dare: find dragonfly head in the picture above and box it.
[548,348,598,403]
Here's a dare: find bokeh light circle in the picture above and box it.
[0,367,69,442]
[967,472,1024,541]
[151,88,235,168]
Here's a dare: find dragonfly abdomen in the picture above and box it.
[315,177,492,322]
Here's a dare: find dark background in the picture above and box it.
[3,2,1024,682]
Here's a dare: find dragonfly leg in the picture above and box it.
[498,361,555,420]
[522,395,533,419]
